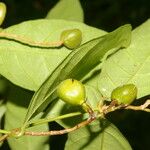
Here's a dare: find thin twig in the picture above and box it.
[25,99,150,136]
[21,102,96,136]
[141,100,150,109]
[0,32,63,47]
[0,134,8,143]
[100,99,150,114]
[125,100,150,112]
[125,106,150,112]
[25,116,96,136]
[2,99,150,140]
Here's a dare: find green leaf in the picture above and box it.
[46,0,84,22]
[0,103,5,123]
[0,98,5,147]
[5,84,49,150]
[0,101,6,147]
[0,19,105,91]
[23,24,131,125]
[98,19,150,99]
[65,120,132,150]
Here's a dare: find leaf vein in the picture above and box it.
[127,54,150,83]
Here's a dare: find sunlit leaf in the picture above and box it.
[98,19,150,99]
[23,24,131,125]
[0,19,105,91]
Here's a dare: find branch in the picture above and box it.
[25,115,96,136]
[0,103,95,139]
[125,100,150,112]
[0,134,8,143]
[1,99,150,141]
[0,116,96,139]
[25,103,96,136]
[0,32,63,47]
[100,99,150,115]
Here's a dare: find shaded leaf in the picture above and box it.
[46,0,84,22]
[4,84,49,150]
[0,103,5,124]
[65,120,132,150]
[0,98,6,147]
[98,19,150,99]
[23,24,131,126]
[0,101,6,147]
[0,76,8,94]
[0,19,105,91]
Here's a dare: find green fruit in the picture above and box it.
[57,79,85,105]
[0,2,6,26]
[111,84,137,104]
[60,29,82,49]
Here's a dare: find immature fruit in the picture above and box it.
[0,2,6,26]
[60,29,82,49]
[57,79,85,105]
[111,84,137,104]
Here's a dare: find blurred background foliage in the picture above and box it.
[0,0,150,150]
[1,0,150,31]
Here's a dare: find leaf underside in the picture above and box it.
[65,120,132,150]
[0,19,105,91]
[98,19,150,100]
[5,85,49,150]
[23,24,131,126]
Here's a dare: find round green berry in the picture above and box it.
[57,79,85,105]
[0,2,6,26]
[111,84,137,104]
[60,29,82,49]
